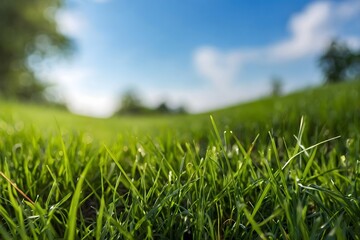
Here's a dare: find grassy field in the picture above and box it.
[0,80,360,239]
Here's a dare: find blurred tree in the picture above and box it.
[319,40,360,83]
[270,76,283,97]
[174,105,187,114]
[0,0,72,101]
[115,90,188,116]
[117,90,147,115]
[155,102,188,114]
[155,102,170,113]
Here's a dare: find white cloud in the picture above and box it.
[268,1,333,61]
[193,47,242,87]
[193,47,259,88]
[194,0,360,86]
[268,0,360,61]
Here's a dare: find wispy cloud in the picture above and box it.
[193,46,260,88]
[193,47,243,88]
[193,0,360,86]
[268,1,333,61]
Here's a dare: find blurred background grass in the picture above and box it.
[1,80,359,146]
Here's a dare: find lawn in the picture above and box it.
[0,80,359,239]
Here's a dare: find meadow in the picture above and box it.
[0,80,360,239]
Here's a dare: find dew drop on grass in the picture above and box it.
[137,144,146,157]
[12,143,22,153]
[211,146,216,152]
[82,134,93,144]
[340,155,346,166]
[168,171,172,183]
[232,145,239,155]
[15,121,24,132]
[346,138,354,149]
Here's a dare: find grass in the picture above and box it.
[0,80,360,239]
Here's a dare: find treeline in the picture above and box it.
[115,90,187,116]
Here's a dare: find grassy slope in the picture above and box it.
[2,80,360,142]
[0,80,359,239]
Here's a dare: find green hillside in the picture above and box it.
[209,80,360,144]
[0,80,359,239]
[2,80,359,143]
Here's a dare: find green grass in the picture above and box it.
[0,80,360,239]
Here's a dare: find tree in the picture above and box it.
[0,0,72,101]
[174,106,187,114]
[155,102,171,113]
[270,76,283,97]
[117,90,147,115]
[319,40,360,83]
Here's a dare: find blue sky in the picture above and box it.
[42,0,360,117]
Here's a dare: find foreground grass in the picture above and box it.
[0,81,360,239]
